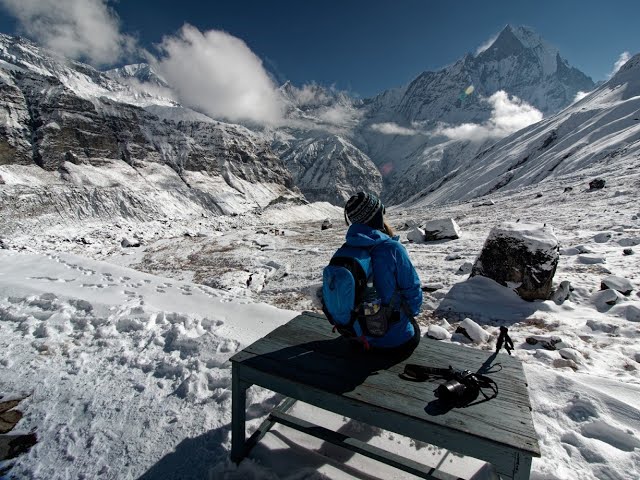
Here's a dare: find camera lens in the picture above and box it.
[435,379,466,402]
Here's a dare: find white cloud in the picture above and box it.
[475,32,499,56]
[0,0,134,66]
[572,91,589,103]
[287,83,332,107]
[370,122,419,136]
[434,91,543,142]
[152,24,283,125]
[609,51,631,78]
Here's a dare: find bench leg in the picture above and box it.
[231,364,250,464]
[512,453,532,480]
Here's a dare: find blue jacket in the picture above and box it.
[344,223,422,348]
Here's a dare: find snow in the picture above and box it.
[1,27,640,480]
[486,222,558,251]
[2,170,640,479]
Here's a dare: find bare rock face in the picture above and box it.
[471,222,559,301]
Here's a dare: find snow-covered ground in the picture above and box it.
[1,173,639,479]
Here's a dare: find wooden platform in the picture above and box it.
[230,312,540,479]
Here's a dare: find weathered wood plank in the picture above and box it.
[240,336,533,415]
[270,409,461,480]
[270,312,527,379]
[237,362,539,470]
[235,349,540,452]
[240,333,533,414]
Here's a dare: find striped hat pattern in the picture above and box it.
[344,192,383,225]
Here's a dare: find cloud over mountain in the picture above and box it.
[434,91,543,142]
[152,24,284,125]
[0,0,135,66]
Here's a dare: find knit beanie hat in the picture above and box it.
[344,192,385,228]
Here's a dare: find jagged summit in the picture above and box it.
[476,25,572,79]
[105,63,170,89]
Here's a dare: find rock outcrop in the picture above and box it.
[471,222,559,301]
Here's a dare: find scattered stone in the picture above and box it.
[421,283,444,292]
[593,232,613,243]
[458,318,489,343]
[403,219,419,229]
[618,237,639,247]
[613,190,628,197]
[586,319,618,334]
[471,222,559,301]
[406,227,426,243]
[0,174,4,185]
[577,254,606,265]
[553,358,578,370]
[601,275,633,296]
[590,289,623,310]
[423,218,461,241]
[623,248,634,256]
[426,325,451,340]
[589,178,606,190]
[611,304,640,322]
[472,199,495,207]
[456,262,473,275]
[121,237,141,248]
[563,186,573,193]
[560,247,580,256]
[559,348,583,364]
[535,192,543,198]
[321,219,332,230]
[0,238,7,250]
[551,281,573,305]
[526,335,562,350]
[445,253,463,261]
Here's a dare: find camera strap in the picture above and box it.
[400,364,454,382]
[400,363,499,405]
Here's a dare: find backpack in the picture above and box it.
[322,244,399,342]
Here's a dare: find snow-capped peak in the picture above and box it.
[477,24,560,77]
[105,63,170,89]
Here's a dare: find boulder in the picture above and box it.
[551,281,573,305]
[601,275,633,296]
[563,186,573,193]
[526,335,562,350]
[590,289,623,311]
[121,237,141,248]
[577,254,606,264]
[470,222,559,301]
[321,219,332,230]
[426,325,451,340]
[594,232,612,243]
[458,318,489,344]
[619,237,640,247]
[445,253,463,261]
[406,227,426,243]
[456,262,473,275]
[423,218,461,241]
[472,199,495,207]
[589,178,606,190]
[623,248,634,256]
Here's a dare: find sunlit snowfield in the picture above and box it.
[1,161,639,479]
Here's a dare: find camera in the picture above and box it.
[434,368,481,405]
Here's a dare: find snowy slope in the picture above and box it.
[2,168,640,479]
[0,34,305,231]
[354,25,596,204]
[404,53,640,207]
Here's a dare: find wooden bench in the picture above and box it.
[230,312,540,479]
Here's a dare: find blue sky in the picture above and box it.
[0,0,638,97]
